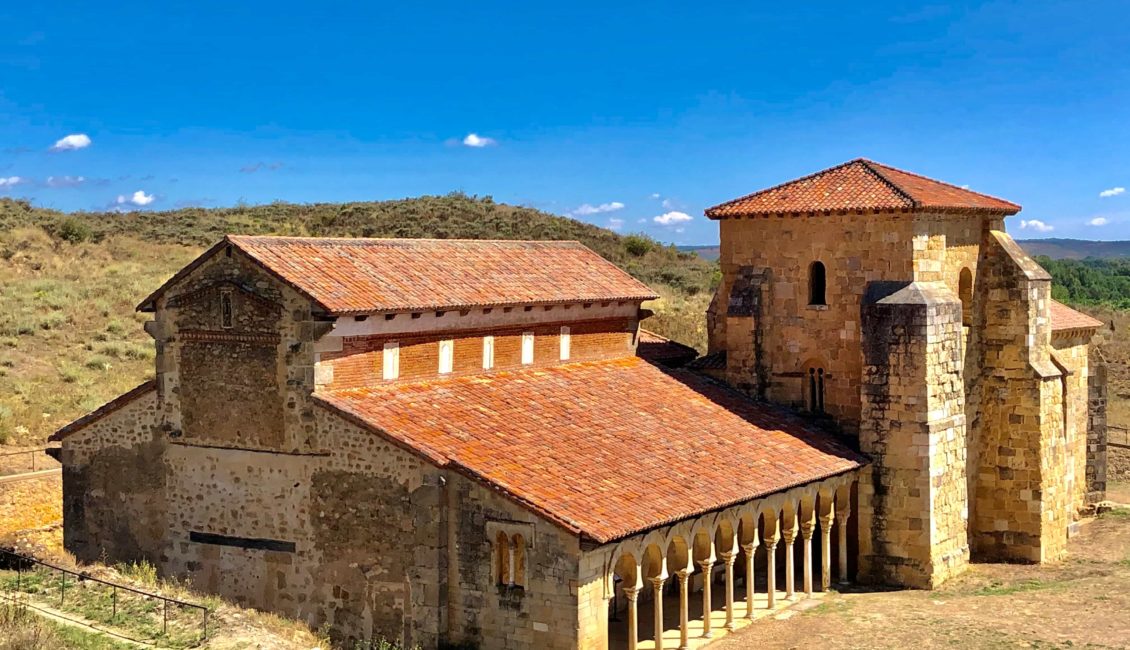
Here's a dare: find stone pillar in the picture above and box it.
[624,585,641,650]
[820,510,834,591]
[698,560,714,638]
[676,570,691,650]
[800,517,815,596]
[742,542,757,619]
[508,547,516,587]
[764,537,779,608]
[721,551,737,630]
[836,499,851,584]
[782,522,797,599]
[649,577,667,650]
[858,279,969,588]
[1087,360,1108,504]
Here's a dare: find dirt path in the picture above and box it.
[711,488,1130,649]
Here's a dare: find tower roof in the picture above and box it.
[706,158,1020,219]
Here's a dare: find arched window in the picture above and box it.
[511,534,526,588]
[807,367,826,413]
[959,268,973,327]
[808,261,827,306]
[495,531,510,585]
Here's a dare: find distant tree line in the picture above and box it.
[1036,256,1130,310]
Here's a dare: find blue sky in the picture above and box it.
[1,1,1129,244]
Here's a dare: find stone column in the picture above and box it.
[820,510,835,591]
[721,551,737,630]
[698,559,714,638]
[764,535,779,608]
[782,523,797,599]
[649,576,667,650]
[800,518,815,596]
[836,500,851,584]
[508,546,516,586]
[741,542,757,619]
[675,570,691,650]
[624,585,641,650]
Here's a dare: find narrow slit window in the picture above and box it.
[482,335,495,370]
[807,367,826,413]
[959,267,973,326]
[808,261,827,306]
[495,531,510,585]
[521,332,534,365]
[438,339,454,374]
[383,341,400,380]
[559,326,571,361]
[220,290,234,329]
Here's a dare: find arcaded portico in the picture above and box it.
[594,473,855,650]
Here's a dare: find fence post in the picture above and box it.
[163,598,168,635]
[112,585,117,619]
[30,451,35,472]
[60,571,65,605]
[203,608,208,641]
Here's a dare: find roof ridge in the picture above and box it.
[857,159,919,208]
[228,235,586,247]
[704,158,868,215]
[862,159,1021,210]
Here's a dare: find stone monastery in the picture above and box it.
[52,159,1107,649]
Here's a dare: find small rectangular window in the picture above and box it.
[438,339,454,374]
[521,332,534,365]
[383,342,400,380]
[220,290,234,329]
[483,336,495,370]
[559,326,571,360]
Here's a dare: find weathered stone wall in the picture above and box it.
[711,212,984,436]
[968,230,1068,562]
[856,281,968,588]
[1086,358,1108,501]
[151,246,325,454]
[60,390,165,565]
[1051,335,1092,514]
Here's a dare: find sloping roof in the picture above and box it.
[635,329,699,367]
[1049,300,1103,333]
[49,380,156,442]
[686,351,726,371]
[315,357,863,543]
[139,236,658,315]
[706,159,1020,219]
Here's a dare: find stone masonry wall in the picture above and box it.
[1051,335,1092,514]
[857,281,968,588]
[60,390,165,565]
[1086,358,1108,502]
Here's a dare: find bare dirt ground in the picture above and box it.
[713,483,1130,650]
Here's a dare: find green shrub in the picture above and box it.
[55,217,93,244]
[84,355,113,371]
[623,234,653,257]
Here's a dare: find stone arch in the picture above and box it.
[808,260,827,306]
[959,267,973,326]
[800,357,828,414]
[666,534,693,576]
[714,518,738,555]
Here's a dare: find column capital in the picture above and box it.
[648,575,667,589]
[675,568,692,581]
[697,559,715,571]
[799,521,815,540]
[622,585,642,602]
[719,550,738,566]
[836,504,851,519]
[819,511,835,528]
[764,539,778,551]
[740,541,758,555]
[781,527,797,544]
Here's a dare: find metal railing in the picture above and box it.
[0,447,58,477]
[0,549,210,645]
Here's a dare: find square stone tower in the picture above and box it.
[704,159,1104,587]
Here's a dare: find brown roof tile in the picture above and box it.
[706,159,1020,219]
[1049,300,1103,332]
[315,357,863,543]
[140,236,658,315]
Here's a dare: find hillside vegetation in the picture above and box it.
[1036,256,1130,310]
[0,196,715,446]
[1018,238,1130,260]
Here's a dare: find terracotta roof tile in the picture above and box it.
[636,329,699,367]
[316,357,863,543]
[686,351,726,371]
[141,236,658,315]
[706,159,1020,219]
[1049,300,1103,332]
[49,380,156,442]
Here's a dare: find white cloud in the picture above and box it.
[46,175,86,187]
[0,176,25,188]
[572,201,625,216]
[649,193,661,199]
[50,133,91,151]
[461,133,497,148]
[1100,187,1125,198]
[661,198,675,209]
[1089,217,1109,226]
[653,211,693,226]
[607,218,624,231]
[1019,219,1054,233]
[116,190,155,207]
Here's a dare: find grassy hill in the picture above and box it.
[1018,238,1130,260]
[0,196,716,445]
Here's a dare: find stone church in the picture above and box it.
[52,159,1105,649]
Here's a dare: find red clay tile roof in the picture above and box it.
[686,351,726,371]
[706,159,1020,219]
[315,357,863,543]
[49,380,156,442]
[636,329,699,367]
[1049,300,1103,333]
[140,236,658,315]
